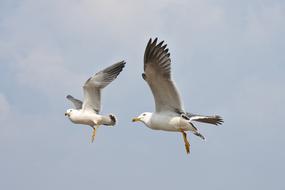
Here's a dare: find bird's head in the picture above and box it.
[64,109,74,117]
[132,112,152,126]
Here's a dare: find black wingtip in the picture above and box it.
[162,44,167,50]
[148,37,166,44]
[157,40,164,47]
[153,37,158,45]
[146,38,152,49]
[148,37,158,45]
[214,115,224,125]
[118,60,126,68]
[142,73,146,80]
[117,60,126,65]
[121,60,126,64]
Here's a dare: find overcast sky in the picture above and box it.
[1,0,285,189]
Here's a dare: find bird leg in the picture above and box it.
[91,125,98,143]
[180,129,190,154]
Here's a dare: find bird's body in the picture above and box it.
[132,38,223,154]
[66,109,116,127]
[65,61,125,142]
[68,109,98,126]
[140,112,196,132]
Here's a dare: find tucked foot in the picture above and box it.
[180,130,190,154]
[194,131,206,141]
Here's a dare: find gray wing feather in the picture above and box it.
[82,61,126,112]
[66,95,83,109]
[143,38,183,112]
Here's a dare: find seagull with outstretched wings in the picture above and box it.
[65,61,126,142]
[132,38,223,154]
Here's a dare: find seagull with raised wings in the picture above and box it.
[65,61,126,142]
[132,38,223,154]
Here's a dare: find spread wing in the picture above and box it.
[66,95,83,109]
[143,38,183,112]
[82,61,126,113]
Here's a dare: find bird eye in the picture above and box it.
[143,113,146,116]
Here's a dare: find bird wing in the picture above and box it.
[82,61,126,113]
[143,38,183,113]
[66,95,83,109]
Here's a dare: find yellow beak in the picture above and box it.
[132,117,141,122]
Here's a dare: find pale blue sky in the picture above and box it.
[0,0,285,189]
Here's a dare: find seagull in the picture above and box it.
[65,61,126,142]
[132,38,223,154]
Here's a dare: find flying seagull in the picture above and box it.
[65,61,126,142]
[132,38,223,154]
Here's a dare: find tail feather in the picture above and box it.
[187,113,223,125]
[109,114,116,124]
[102,114,117,126]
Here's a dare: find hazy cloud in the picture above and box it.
[15,48,84,95]
[0,93,10,121]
